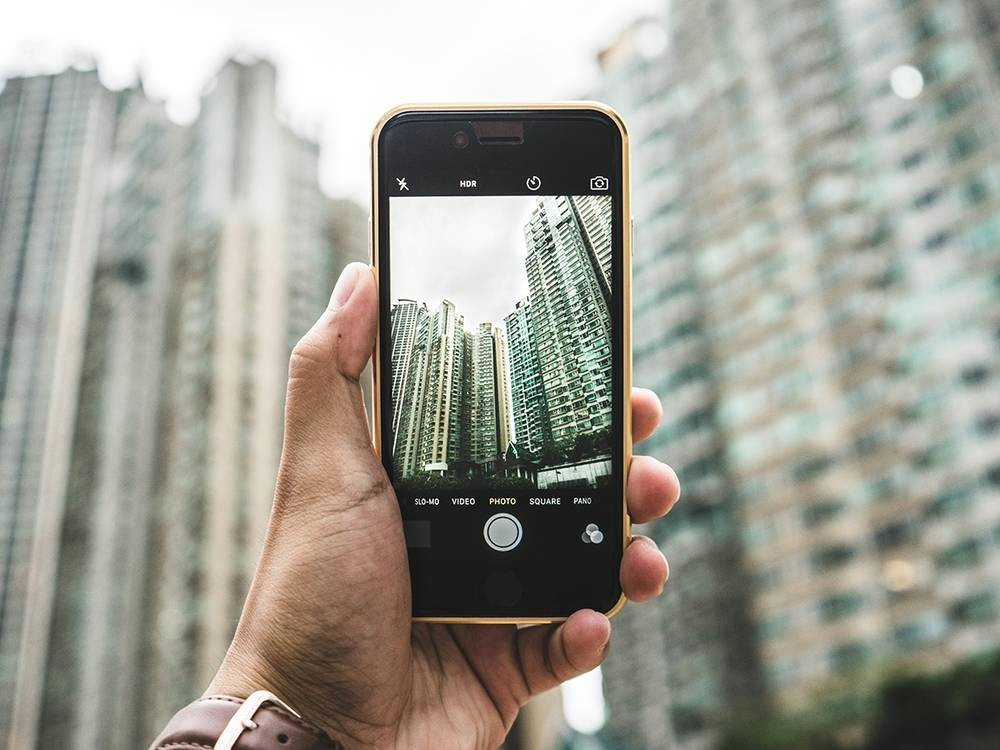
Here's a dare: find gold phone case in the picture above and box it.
[369,103,632,624]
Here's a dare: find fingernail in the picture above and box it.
[330,265,360,309]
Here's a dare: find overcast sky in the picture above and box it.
[390,195,540,326]
[1,0,660,202]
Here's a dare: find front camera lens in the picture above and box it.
[451,130,470,149]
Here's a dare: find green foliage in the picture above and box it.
[867,651,1000,750]
[531,427,611,469]
[395,473,535,493]
[716,649,1000,750]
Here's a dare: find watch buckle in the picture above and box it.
[214,690,301,750]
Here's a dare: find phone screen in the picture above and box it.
[375,110,627,618]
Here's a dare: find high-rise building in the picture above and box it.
[569,194,614,302]
[0,68,119,749]
[522,196,613,451]
[35,84,186,750]
[592,2,1000,747]
[469,322,513,465]
[504,298,552,456]
[393,300,518,478]
[141,59,335,739]
[0,59,360,749]
[395,299,469,476]
[389,299,429,438]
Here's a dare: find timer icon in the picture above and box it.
[526,175,541,191]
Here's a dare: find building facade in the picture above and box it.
[35,83,186,750]
[389,299,429,438]
[0,68,119,749]
[391,300,516,478]
[0,59,360,749]
[504,298,552,456]
[522,196,613,452]
[470,322,513,466]
[593,1,1000,747]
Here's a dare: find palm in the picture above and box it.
[403,624,515,747]
[208,265,678,750]
[404,620,579,748]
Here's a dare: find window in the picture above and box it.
[913,188,942,209]
[829,641,869,672]
[939,84,976,119]
[949,128,982,162]
[961,364,989,385]
[924,230,950,251]
[937,538,981,569]
[811,544,857,572]
[802,499,845,528]
[926,485,972,516]
[914,440,956,470]
[819,592,865,622]
[890,111,916,131]
[875,520,914,549]
[793,454,834,483]
[963,176,990,206]
[758,613,790,640]
[950,591,997,625]
[753,567,783,592]
[976,413,1000,436]
[894,616,943,649]
[901,151,925,170]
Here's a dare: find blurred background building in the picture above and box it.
[0,58,362,749]
[1,0,999,748]
[593,0,1000,747]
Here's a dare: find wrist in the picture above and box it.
[208,645,368,750]
[149,692,344,750]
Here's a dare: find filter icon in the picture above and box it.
[581,523,604,544]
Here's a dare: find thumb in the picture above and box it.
[297,262,377,382]
[284,262,378,454]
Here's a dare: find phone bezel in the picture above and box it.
[370,103,632,623]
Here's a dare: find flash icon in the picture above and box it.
[396,177,409,191]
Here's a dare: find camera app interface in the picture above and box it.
[387,191,618,561]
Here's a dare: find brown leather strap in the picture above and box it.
[149,695,344,750]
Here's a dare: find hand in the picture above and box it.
[207,263,681,749]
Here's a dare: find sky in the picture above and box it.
[0,0,661,202]
[390,195,539,326]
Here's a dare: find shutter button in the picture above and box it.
[484,513,523,552]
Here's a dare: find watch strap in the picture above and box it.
[149,693,344,750]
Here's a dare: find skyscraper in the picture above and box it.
[35,84,186,750]
[504,298,552,456]
[469,322,513,466]
[569,194,614,302]
[0,58,358,749]
[392,300,518,478]
[389,299,429,438]
[522,196,613,451]
[592,2,1000,747]
[0,68,119,749]
[141,59,335,739]
[398,299,469,475]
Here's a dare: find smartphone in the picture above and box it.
[371,104,631,621]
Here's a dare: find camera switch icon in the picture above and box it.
[590,175,609,191]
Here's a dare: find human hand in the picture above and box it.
[207,262,681,749]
